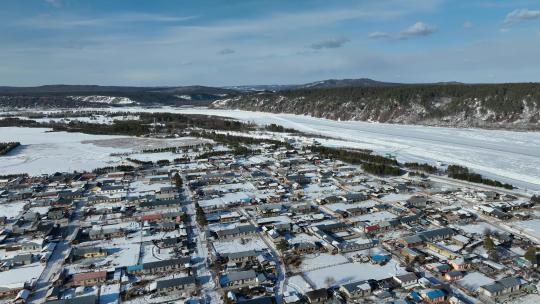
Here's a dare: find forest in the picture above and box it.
[223,82,540,130]
[0,113,253,137]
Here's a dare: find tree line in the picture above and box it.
[0,142,20,155]
[447,165,514,189]
[190,130,292,149]
[309,145,402,176]
[404,162,438,173]
[0,113,254,137]
[265,83,540,117]
[264,123,298,133]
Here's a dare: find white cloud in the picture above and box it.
[368,31,390,39]
[504,8,540,25]
[18,13,196,29]
[463,21,473,29]
[309,38,350,50]
[399,21,437,39]
[152,0,439,46]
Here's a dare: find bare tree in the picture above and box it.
[324,276,336,287]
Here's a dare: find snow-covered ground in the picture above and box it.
[0,201,27,219]
[513,219,540,240]
[0,262,44,289]
[456,222,505,236]
[304,260,407,288]
[0,127,131,175]
[0,127,206,175]
[212,236,268,254]
[457,271,494,292]
[296,253,349,272]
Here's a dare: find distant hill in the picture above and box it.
[2,80,540,130]
[298,78,402,89]
[214,82,540,130]
[225,78,401,92]
[0,85,240,107]
[0,85,150,94]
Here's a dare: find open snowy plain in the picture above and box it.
[0,127,206,175]
[0,127,130,175]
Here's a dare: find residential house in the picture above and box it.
[449,258,471,271]
[426,243,460,260]
[293,242,320,255]
[127,257,191,275]
[257,204,284,217]
[216,224,258,240]
[339,281,372,300]
[225,250,258,264]
[159,221,176,232]
[400,227,455,247]
[155,276,196,295]
[219,270,266,289]
[21,241,41,251]
[444,271,464,282]
[305,288,329,304]
[47,209,66,221]
[421,289,447,304]
[72,271,107,286]
[13,253,33,266]
[407,196,428,208]
[88,227,125,240]
[393,273,419,289]
[478,277,525,298]
[290,203,314,214]
[72,247,107,260]
[139,199,183,210]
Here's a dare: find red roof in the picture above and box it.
[141,213,162,221]
[365,225,380,232]
[73,271,106,282]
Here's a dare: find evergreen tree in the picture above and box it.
[524,246,537,263]
[484,236,495,251]
[173,173,183,188]
[276,239,289,252]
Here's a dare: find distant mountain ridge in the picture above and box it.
[299,78,402,89]
[1,79,539,130]
[214,82,540,130]
[224,78,467,92]
[225,78,403,92]
[0,84,239,107]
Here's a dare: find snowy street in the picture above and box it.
[181,174,221,304]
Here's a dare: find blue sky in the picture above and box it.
[1,0,540,86]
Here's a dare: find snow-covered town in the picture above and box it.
[2,1,540,303]
[1,133,539,304]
